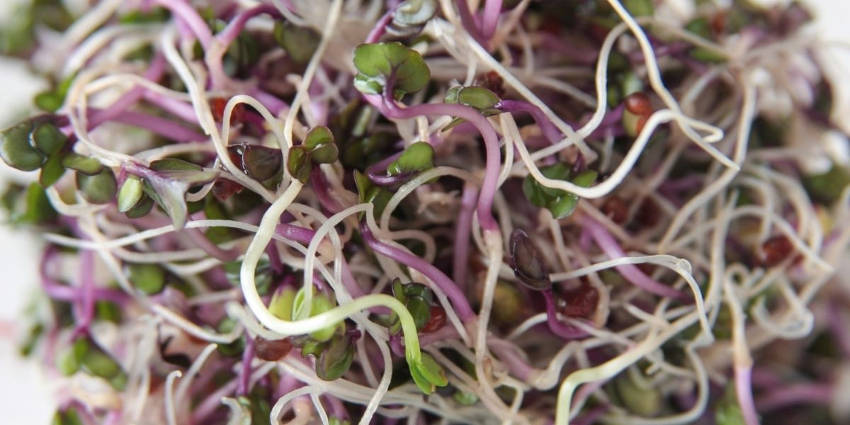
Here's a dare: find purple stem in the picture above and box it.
[452,184,478,290]
[82,108,206,142]
[582,217,688,300]
[155,0,214,48]
[73,250,96,336]
[497,99,563,145]
[488,338,534,381]
[365,152,415,187]
[456,0,487,46]
[382,92,500,232]
[250,88,290,116]
[734,365,760,425]
[480,0,503,40]
[571,405,609,425]
[360,223,476,322]
[324,395,349,420]
[366,8,395,43]
[755,382,833,412]
[237,335,255,396]
[40,247,126,304]
[827,302,850,357]
[542,290,588,339]
[266,242,284,275]
[310,167,343,214]
[142,90,200,124]
[86,54,167,128]
[217,5,280,46]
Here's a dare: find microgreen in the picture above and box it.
[387,142,434,176]
[522,164,597,219]
[353,42,430,96]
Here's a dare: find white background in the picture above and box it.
[0,0,849,423]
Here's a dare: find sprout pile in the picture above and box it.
[3,0,850,424]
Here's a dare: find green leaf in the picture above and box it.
[225,256,272,295]
[17,183,56,224]
[453,391,479,406]
[216,317,245,357]
[151,158,218,185]
[354,170,392,219]
[685,17,711,38]
[716,383,747,425]
[315,334,355,381]
[0,121,45,171]
[410,352,447,394]
[310,143,339,164]
[95,300,121,323]
[393,0,437,27]
[52,407,84,425]
[522,165,595,220]
[304,126,334,150]
[805,165,850,204]
[273,21,321,65]
[353,42,430,96]
[269,288,296,320]
[76,169,117,204]
[407,296,431,330]
[31,123,67,155]
[456,87,500,111]
[690,47,727,63]
[287,146,312,183]
[39,153,65,188]
[117,176,144,212]
[624,0,654,17]
[128,263,165,295]
[62,154,104,175]
[124,194,154,219]
[241,145,282,182]
[387,142,434,175]
[614,370,662,416]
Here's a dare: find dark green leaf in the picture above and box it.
[128,263,165,294]
[241,145,283,181]
[304,126,334,149]
[0,121,44,171]
[95,300,121,323]
[457,87,500,111]
[387,142,434,175]
[31,123,67,155]
[273,21,320,65]
[225,256,271,295]
[353,42,430,96]
[39,153,65,188]
[52,407,84,425]
[17,183,57,224]
[62,154,103,175]
[76,169,117,204]
[315,334,355,381]
[287,146,312,183]
[407,296,431,330]
[624,0,654,17]
[310,142,338,164]
[124,194,154,218]
[805,165,850,204]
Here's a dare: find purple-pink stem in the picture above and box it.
[480,0,503,40]
[488,338,534,381]
[84,108,206,142]
[542,289,588,339]
[381,90,500,232]
[365,152,406,186]
[497,99,563,144]
[206,5,282,89]
[155,0,213,49]
[310,167,343,214]
[236,335,255,396]
[366,8,395,43]
[734,365,761,425]
[360,223,476,322]
[827,301,850,356]
[323,395,349,420]
[73,250,96,336]
[86,54,166,128]
[582,217,688,300]
[456,0,487,47]
[571,405,608,425]
[41,247,126,305]
[453,183,478,290]
[142,90,200,124]
[755,382,833,412]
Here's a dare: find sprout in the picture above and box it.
[387,142,434,176]
[273,21,321,65]
[117,176,144,212]
[522,164,597,219]
[353,42,430,96]
[509,229,551,291]
[315,333,355,381]
[76,169,117,204]
[128,263,166,295]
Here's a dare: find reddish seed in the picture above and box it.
[624,92,653,116]
[254,336,293,361]
[634,197,660,228]
[710,12,726,35]
[758,235,794,267]
[212,178,244,201]
[559,282,599,318]
[479,71,505,98]
[210,97,245,124]
[601,196,628,224]
[421,305,447,333]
